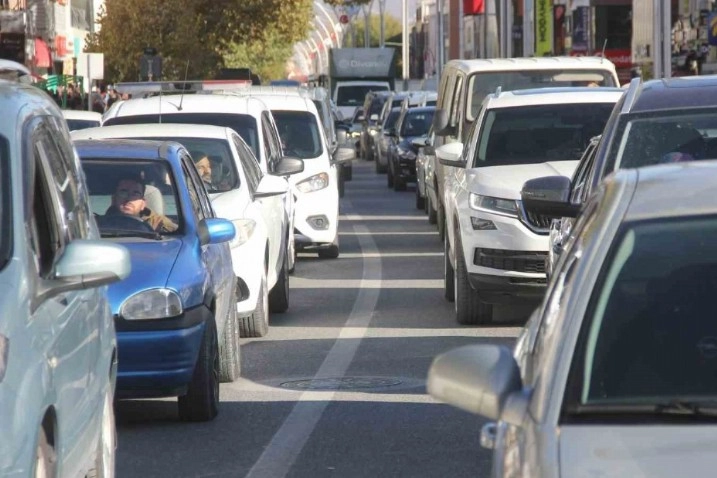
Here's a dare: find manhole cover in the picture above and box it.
[279,376,402,391]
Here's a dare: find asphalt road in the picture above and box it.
[115,161,528,478]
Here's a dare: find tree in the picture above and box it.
[324,0,372,5]
[350,13,402,48]
[85,0,313,82]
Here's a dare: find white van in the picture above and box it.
[334,80,391,120]
[429,57,620,240]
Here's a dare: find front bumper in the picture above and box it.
[459,208,548,304]
[293,178,339,246]
[115,304,211,398]
[229,233,264,317]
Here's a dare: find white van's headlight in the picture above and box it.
[296,173,329,193]
[121,289,183,320]
[469,193,518,217]
[230,219,256,247]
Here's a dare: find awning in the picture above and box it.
[34,38,51,68]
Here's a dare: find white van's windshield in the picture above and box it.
[467,70,617,121]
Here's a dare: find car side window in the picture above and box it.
[181,160,206,221]
[570,143,598,204]
[464,113,482,167]
[232,134,261,194]
[27,121,66,278]
[449,75,464,131]
[184,153,214,218]
[262,112,282,172]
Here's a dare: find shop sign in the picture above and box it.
[535,0,554,56]
[709,13,717,46]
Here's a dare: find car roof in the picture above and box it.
[0,80,65,143]
[443,56,617,73]
[625,75,717,113]
[617,160,717,222]
[404,106,436,114]
[105,93,269,120]
[71,123,233,141]
[236,93,317,113]
[74,138,184,161]
[487,87,625,109]
[61,110,103,121]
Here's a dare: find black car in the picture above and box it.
[523,75,717,267]
[359,91,393,161]
[386,106,436,191]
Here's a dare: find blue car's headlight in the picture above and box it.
[121,288,183,320]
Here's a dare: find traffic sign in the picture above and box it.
[140,54,162,80]
[143,47,157,56]
[339,14,349,24]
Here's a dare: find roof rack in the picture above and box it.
[113,80,252,97]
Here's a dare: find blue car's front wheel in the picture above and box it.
[178,319,219,422]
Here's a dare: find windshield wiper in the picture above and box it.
[654,400,717,417]
[569,399,717,418]
[101,229,163,240]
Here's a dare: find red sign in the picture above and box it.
[55,35,68,57]
[463,0,485,15]
[599,48,632,69]
[339,14,349,24]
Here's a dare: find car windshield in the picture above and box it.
[400,109,435,137]
[103,113,260,159]
[139,137,239,193]
[351,108,364,123]
[467,70,617,120]
[577,216,717,406]
[474,103,615,167]
[384,110,401,130]
[615,111,717,169]
[82,158,182,237]
[0,137,8,270]
[368,98,386,118]
[66,119,100,131]
[272,110,323,159]
[337,85,388,106]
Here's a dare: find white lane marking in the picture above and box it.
[339,231,438,236]
[289,278,442,289]
[335,252,443,258]
[245,224,381,478]
[240,326,522,342]
[340,215,427,221]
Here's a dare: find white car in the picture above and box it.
[437,87,624,324]
[61,109,102,131]
[102,87,299,273]
[228,88,355,258]
[333,80,391,120]
[72,123,301,337]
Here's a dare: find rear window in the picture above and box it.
[104,113,260,159]
[400,110,435,137]
[337,85,389,107]
[475,103,615,167]
[384,110,401,130]
[272,110,323,159]
[66,119,100,131]
[467,70,617,120]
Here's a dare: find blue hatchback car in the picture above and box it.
[75,139,239,422]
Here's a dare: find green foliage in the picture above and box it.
[324,0,372,5]
[349,13,402,48]
[85,0,313,82]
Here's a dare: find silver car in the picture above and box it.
[0,76,130,477]
[429,161,717,477]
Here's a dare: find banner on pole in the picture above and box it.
[535,0,554,56]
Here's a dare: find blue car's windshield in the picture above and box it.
[81,158,182,237]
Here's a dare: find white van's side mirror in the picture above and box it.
[436,142,465,168]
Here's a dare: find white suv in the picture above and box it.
[228,88,355,258]
[437,87,624,324]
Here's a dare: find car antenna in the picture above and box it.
[600,39,607,63]
[177,60,190,111]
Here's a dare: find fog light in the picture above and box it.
[471,217,496,230]
[308,215,330,230]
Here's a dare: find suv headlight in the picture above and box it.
[296,173,329,193]
[397,147,416,160]
[230,219,256,248]
[121,289,183,320]
[469,193,518,217]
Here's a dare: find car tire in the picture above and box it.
[269,250,290,313]
[239,274,269,337]
[87,388,116,478]
[318,243,339,259]
[454,235,493,325]
[387,164,394,187]
[288,235,296,275]
[344,165,353,181]
[178,319,219,422]
[427,195,438,225]
[218,303,241,383]
[393,176,406,192]
[444,233,455,302]
[437,203,447,242]
[415,185,425,209]
[35,428,56,478]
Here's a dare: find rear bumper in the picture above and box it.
[115,304,211,398]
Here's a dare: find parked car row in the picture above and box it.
[0,65,357,476]
[421,61,717,475]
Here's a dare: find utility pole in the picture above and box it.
[362,0,374,47]
[378,0,387,47]
[437,0,444,79]
[402,0,409,89]
[523,0,534,56]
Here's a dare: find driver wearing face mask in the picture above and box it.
[105,176,178,233]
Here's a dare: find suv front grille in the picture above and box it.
[474,248,547,274]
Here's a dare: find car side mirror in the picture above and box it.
[370,113,379,122]
[271,156,304,178]
[357,115,366,122]
[198,218,235,246]
[436,142,465,168]
[521,175,581,218]
[428,344,524,422]
[433,108,457,137]
[53,240,131,288]
[384,127,396,137]
[332,146,355,164]
[336,129,349,144]
[412,136,429,148]
[256,173,291,198]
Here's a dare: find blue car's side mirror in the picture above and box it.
[198,218,235,246]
